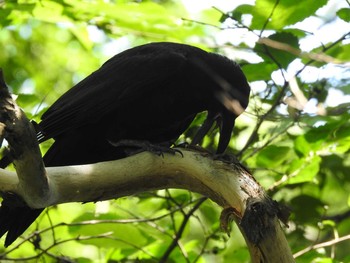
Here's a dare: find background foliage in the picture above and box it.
[1,0,350,262]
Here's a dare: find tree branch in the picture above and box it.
[0,148,259,211]
[0,69,49,208]
[159,197,207,263]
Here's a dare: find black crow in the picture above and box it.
[0,42,250,246]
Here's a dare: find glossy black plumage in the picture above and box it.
[0,42,250,246]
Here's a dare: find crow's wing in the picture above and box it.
[39,43,204,141]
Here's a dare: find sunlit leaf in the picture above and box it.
[242,62,278,81]
[69,213,148,249]
[286,155,321,184]
[294,135,311,157]
[337,8,350,22]
[225,4,254,24]
[251,0,327,30]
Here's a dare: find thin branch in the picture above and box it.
[258,37,348,65]
[0,208,191,258]
[295,31,350,77]
[323,210,350,223]
[294,234,350,258]
[193,228,221,263]
[2,233,114,261]
[239,31,350,157]
[260,0,280,37]
[159,197,207,263]
[244,121,294,161]
[3,232,160,262]
[181,17,222,30]
[238,80,290,158]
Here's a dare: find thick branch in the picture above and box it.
[0,149,255,210]
[0,70,49,208]
[0,150,294,262]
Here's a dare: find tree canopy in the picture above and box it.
[0,0,350,262]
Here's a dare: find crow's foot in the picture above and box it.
[175,142,213,155]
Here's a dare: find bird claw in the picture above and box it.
[175,142,213,155]
[109,139,183,157]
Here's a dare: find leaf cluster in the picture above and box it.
[1,0,350,262]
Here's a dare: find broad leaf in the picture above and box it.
[251,0,328,30]
[254,32,299,69]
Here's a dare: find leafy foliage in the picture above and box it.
[1,0,350,262]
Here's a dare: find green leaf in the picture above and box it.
[0,2,36,26]
[16,93,42,116]
[294,135,311,157]
[339,83,350,94]
[335,122,350,140]
[254,32,299,69]
[325,43,350,61]
[286,155,321,184]
[226,4,254,23]
[31,1,71,24]
[69,26,93,51]
[63,0,205,42]
[251,0,328,30]
[256,145,292,168]
[337,8,350,22]
[200,202,220,225]
[0,8,12,27]
[304,123,337,144]
[321,220,335,227]
[290,194,324,224]
[312,258,334,263]
[242,62,278,81]
[199,7,222,26]
[286,158,304,175]
[282,28,308,38]
[69,213,148,249]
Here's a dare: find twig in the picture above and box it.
[323,210,350,223]
[0,203,200,258]
[239,31,350,157]
[238,80,289,157]
[260,0,280,37]
[193,228,221,263]
[294,234,350,258]
[159,197,207,263]
[295,31,350,77]
[258,37,348,65]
